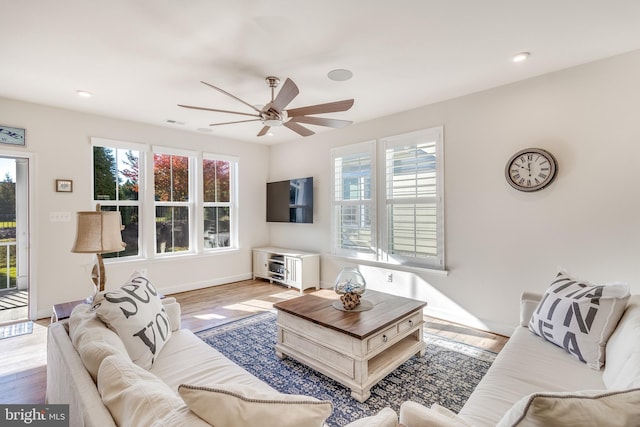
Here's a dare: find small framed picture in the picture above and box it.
[0,125,26,146]
[56,179,73,193]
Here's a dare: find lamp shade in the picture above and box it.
[71,211,124,254]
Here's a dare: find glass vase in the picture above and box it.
[334,267,366,295]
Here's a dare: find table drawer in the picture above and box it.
[367,326,398,352]
[398,312,422,334]
[281,329,355,378]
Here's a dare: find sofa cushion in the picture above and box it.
[603,295,640,389]
[528,269,629,369]
[399,401,471,427]
[150,329,276,393]
[93,273,171,369]
[178,383,333,427]
[68,303,129,381]
[98,354,184,427]
[344,407,398,427]
[151,406,211,427]
[458,325,605,426]
[496,388,640,427]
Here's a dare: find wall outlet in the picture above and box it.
[50,211,71,222]
[386,272,393,282]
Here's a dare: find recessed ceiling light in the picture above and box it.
[512,52,530,63]
[76,90,92,98]
[328,69,353,81]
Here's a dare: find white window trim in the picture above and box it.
[331,126,445,271]
[152,148,196,257]
[330,140,377,261]
[379,127,445,270]
[91,137,146,260]
[201,153,238,252]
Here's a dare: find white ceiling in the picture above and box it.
[3,1,640,144]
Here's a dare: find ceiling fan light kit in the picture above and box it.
[178,76,354,138]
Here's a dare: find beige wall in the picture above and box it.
[0,100,270,318]
[268,49,640,335]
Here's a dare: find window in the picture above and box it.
[203,156,234,249]
[331,141,376,258]
[91,138,238,262]
[154,151,192,254]
[92,143,141,258]
[331,127,444,269]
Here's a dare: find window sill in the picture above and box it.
[325,253,449,276]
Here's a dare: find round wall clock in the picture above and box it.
[505,148,558,192]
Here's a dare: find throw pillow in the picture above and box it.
[178,383,333,427]
[343,407,397,427]
[98,354,185,427]
[528,269,630,369]
[399,401,472,427]
[93,273,171,369]
[602,295,640,389]
[68,303,130,381]
[496,388,640,427]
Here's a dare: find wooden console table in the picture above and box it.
[273,289,427,402]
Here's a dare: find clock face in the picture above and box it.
[505,148,557,192]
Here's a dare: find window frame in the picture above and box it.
[152,146,195,257]
[91,138,239,263]
[331,126,445,270]
[91,137,146,260]
[202,153,238,252]
[330,141,377,261]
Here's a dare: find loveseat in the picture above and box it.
[46,274,398,427]
[399,270,640,426]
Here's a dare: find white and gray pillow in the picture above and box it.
[92,273,171,369]
[528,269,629,369]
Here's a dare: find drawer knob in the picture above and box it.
[409,320,414,327]
[382,334,388,343]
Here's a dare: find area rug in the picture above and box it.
[0,320,33,340]
[196,311,496,427]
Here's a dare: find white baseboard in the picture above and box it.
[159,273,253,296]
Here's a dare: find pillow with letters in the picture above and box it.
[92,273,171,369]
[528,269,629,369]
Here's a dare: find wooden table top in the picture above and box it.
[273,289,427,339]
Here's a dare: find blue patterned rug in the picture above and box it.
[196,311,496,427]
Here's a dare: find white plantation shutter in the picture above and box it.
[331,141,376,258]
[331,127,444,270]
[383,128,444,268]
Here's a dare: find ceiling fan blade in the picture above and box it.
[271,78,299,112]
[200,81,262,114]
[289,116,353,128]
[257,126,271,137]
[209,119,261,126]
[178,104,260,118]
[286,99,354,117]
[284,121,315,137]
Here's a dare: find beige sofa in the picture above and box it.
[399,290,640,426]
[46,295,399,427]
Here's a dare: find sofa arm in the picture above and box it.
[161,298,181,331]
[520,292,543,327]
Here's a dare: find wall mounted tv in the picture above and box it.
[266,177,313,223]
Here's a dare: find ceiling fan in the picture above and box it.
[178,76,354,137]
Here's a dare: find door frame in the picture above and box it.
[0,149,37,320]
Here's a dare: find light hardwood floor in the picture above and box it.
[0,279,508,404]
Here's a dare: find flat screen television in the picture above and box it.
[266,177,313,223]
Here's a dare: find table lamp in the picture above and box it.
[71,206,125,299]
